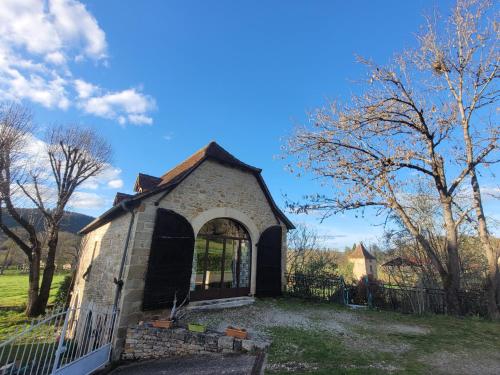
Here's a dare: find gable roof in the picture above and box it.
[133,173,162,193]
[349,243,376,260]
[80,141,294,234]
[382,257,420,268]
[113,192,133,206]
[157,141,262,189]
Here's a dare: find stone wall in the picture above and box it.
[123,325,270,360]
[114,160,288,357]
[350,258,378,280]
[71,212,135,308]
[73,158,289,359]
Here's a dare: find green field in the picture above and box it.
[0,272,68,341]
[0,272,67,308]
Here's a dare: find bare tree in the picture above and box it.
[287,224,319,277]
[416,0,499,318]
[284,0,498,316]
[0,104,112,316]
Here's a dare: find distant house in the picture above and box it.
[71,141,294,356]
[348,243,377,280]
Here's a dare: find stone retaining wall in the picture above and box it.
[123,325,270,360]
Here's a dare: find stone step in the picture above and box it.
[187,296,255,311]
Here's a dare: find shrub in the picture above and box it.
[54,275,72,307]
[351,275,385,306]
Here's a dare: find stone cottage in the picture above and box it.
[71,141,294,356]
[348,243,378,280]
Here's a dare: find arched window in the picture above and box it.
[191,218,251,300]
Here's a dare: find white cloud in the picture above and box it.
[128,113,153,125]
[74,79,97,99]
[481,185,500,199]
[69,191,106,209]
[13,132,123,213]
[82,164,123,190]
[49,0,107,60]
[45,51,66,65]
[0,0,106,61]
[81,179,99,190]
[0,0,156,125]
[107,179,124,189]
[80,88,155,125]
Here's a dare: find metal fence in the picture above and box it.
[285,273,347,304]
[0,303,116,375]
[346,279,489,316]
[285,272,489,317]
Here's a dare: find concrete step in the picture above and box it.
[187,296,255,311]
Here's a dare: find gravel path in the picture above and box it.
[122,299,498,374]
[185,299,426,355]
[109,354,259,375]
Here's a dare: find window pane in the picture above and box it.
[206,238,223,289]
[193,238,206,291]
[239,240,250,288]
[224,239,237,288]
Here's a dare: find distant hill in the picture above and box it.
[0,208,94,234]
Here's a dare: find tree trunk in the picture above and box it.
[37,228,60,312]
[409,202,461,315]
[24,229,60,317]
[443,205,461,315]
[469,168,499,318]
[25,251,43,317]
[459,106,499,318]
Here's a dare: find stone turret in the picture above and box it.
[348,243,377,280]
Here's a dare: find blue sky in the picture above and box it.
[1,0,498,249]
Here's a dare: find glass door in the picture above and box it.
[191,218,251,301]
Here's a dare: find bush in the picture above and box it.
[54,275,72,307]
[351,275,385,306]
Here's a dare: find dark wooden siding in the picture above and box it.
[142,209,194,310]
[256,225,283,297]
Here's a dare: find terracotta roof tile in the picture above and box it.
[349,243,376,260]
[158,141,260,187]
[80,141,294,234]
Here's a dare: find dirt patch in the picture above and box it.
[267,362,319,372]
[421,350,500,375]
[342,362,400,373]
[341,333,412,354]
[380,323,431,335]
[187,300,415,355]
[186,301,355,341]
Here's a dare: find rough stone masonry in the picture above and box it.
[123,325,271,360]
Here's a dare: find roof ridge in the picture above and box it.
[137,172,161,179]
[349,242,376,260]
[79,141,295,234]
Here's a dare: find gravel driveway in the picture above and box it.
[109,353,262,375]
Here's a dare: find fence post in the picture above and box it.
[365,276,373,308]
[51,308,71,374]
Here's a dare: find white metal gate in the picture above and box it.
[0,304,116,375]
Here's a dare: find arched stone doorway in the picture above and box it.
[190,218,251,301]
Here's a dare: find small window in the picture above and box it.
[370,265,373,272]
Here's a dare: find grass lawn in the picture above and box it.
[0,272,68,308]
[267,299,500,374]
[0,272,69,341]
[189,298,500,374]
